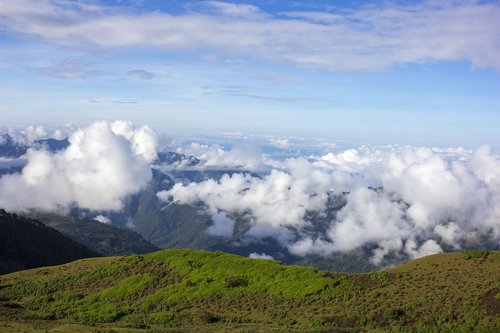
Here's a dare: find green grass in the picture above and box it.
[0,249,498,332]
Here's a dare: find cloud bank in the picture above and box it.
[0,120,157,212]
[0,0,499,71]
[174,142,263,170]
[159,144,500,264]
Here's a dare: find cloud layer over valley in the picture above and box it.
[1,120,498,265]
[159,143,500,264]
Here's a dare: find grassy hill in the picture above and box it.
[0,249,498,332]
[0,209,98,275]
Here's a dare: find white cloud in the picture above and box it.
[470,145,500,186]
[205,1,263,19]
[0,120,157,212]
[221,130,244,138]
[24,125,47,144]
[110,120,158,162]
[1,124,76,146]
[159,158,337,230]
[52,129,65,140]
[328,188,408,252]
[159,144,500,263]
[282,11,344,24]
[0,1,499,71]
[404,239,442,260]
[174,142,262,170]
[249,252,273,260]
[207,211,235,237]
[434,222,463,248]
[269,138,290,148]
[370,239,403,265]
[319,148,381,173]
[94,214,111,224]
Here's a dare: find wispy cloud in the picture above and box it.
[0,0,498,71]
[204,84,318,103]
[128,69,156,80]
[203,1,264,19]
[227,92,314,103]
[37,58,101,79]
[89,99,138,104]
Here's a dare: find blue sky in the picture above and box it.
[0,0,499,147]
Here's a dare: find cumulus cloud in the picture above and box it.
[159,144,500,263]
[110,120,158,163]
[0,120,157,212]
[319,148,381,173]
[51,129,65,140]
[328,188,409,252]
[1,124,76,146]
[159,158,337,229]
[24,125,48,144]
[0,0,499,71]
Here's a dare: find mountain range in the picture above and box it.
[1,135,498,274]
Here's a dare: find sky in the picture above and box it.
[0,0,499,147]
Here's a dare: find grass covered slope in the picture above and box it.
[0,249,498,332]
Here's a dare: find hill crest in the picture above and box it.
[0,248,498,332]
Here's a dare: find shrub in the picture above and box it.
[224,276,249,288]
[463,250,489,260]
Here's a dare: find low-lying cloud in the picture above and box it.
[174,142,263,170]
[159,144,500,264]
[208,212,236,237]
[94,214,111,224]
[0,120,157,212]
[249,252,274,260]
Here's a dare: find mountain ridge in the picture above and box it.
[0,209,98,275]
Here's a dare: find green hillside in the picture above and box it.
[0,249,498,332]
[29,212,160,256]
